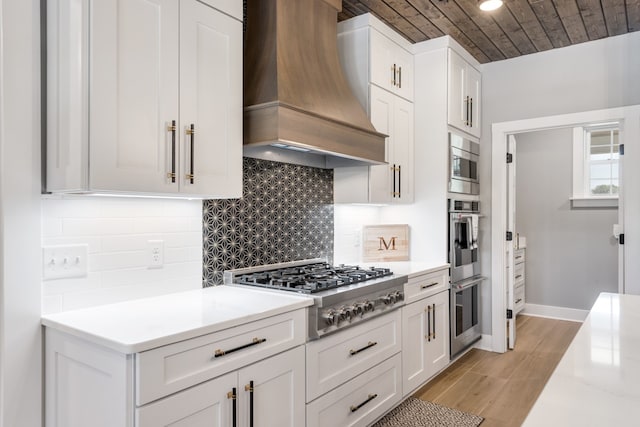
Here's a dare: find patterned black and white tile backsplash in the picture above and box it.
[203,158,334,286]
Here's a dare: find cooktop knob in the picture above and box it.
[322,310,337,326]
[353,303,365,316]
[379,295,392,305]
[364,300,375,312]
[338,307,352,322]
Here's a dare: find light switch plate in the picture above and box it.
[42,244,89,281]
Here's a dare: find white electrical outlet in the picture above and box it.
[42,244,89,281]
[148,240,164,268]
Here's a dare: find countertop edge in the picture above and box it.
[41,289,313,354]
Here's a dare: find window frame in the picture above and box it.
[571,122,620,208]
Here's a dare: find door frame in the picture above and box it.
[490,105,640,353]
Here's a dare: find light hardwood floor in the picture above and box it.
[414,315,581,427]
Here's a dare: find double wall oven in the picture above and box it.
[449,198,483,357]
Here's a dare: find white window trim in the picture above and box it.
[571,125,619,208]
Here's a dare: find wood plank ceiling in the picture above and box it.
[338,0,640,63]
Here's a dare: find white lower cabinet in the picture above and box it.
[45,309,306,427]
[306,310,401,402]
[306,310,403,427]
[401,288,450,396]
[136,346,305,427]
[306,354,402,427]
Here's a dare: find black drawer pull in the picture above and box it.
[214,338,266,358]
[421,282,439,290]
[515,275,523,280]
[349,341,378,356]
[350,393,378,413]
[515,298,522,304]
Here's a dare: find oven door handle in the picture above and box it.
[452,276,486,291]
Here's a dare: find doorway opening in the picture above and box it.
[490,105,640,353]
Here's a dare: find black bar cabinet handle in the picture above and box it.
[398,66,402,88]
[421,282,439,290]
[470,97,473,127]
[167,120,176,183]
[398,164,401,198]
[466,96,470,126]
[245,381,254,427]
[432,303,436,339]
[350,393,378,413]
[427,306,431,340]
[392,164,396,198]
[392,64,397,86]
[227,388,237,427]
[186,124,195,184]
[349,341,377,356]
[214,338,266,358]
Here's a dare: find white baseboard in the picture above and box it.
[473,334,493,351]
[522,303,587,322]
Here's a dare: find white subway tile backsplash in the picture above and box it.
[63,217,136,236]
[42,196,203,314]
[42,295,64,315]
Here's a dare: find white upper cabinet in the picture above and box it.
[447,49,481,138]
[178,0,242,197]
[334,14,414,204]
[368,86,414,203]
[370,29,414,102]
[47,0,242,198]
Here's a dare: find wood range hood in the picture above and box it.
[243,0,387,168]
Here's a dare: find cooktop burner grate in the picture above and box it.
[234,263,393,294]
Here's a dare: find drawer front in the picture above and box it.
[306,310,401,402]
[136,309,305,405]
[306,354,402,427]
[514,249,525,265]
[404,268,449,303]
[514,262,525,284]
[515,286,525,312]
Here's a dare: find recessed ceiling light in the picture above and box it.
[479,0,503,11]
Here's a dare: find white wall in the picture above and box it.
[41,197,202,314]
[480,31,640,334]
[515,128,618,310]
[334,204,381,262]
[0,0,42,425]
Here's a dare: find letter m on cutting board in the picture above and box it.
[363,225,409,262]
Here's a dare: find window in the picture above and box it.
[572,122,620,208]
[585,127,619,196]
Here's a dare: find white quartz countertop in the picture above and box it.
[41,285,313,354]
[523,292,640,426]
[356,261,449,279]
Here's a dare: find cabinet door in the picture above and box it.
[136,372,236,427]
[238,346,305,427]
[392,96,414,203]
[447,50,467,133]
[426,290,450,378]
[466,64,481,138]
[179,0,242,198]
[401,301,429,396]
[369,85,394,204]
[402,290,450,396]
[394,47,414,102]
[369,29,396,94]
[90,0,179,193]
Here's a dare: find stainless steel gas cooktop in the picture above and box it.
[224,259,407,340]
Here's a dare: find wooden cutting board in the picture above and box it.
[362,224,409,262]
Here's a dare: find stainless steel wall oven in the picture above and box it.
[449,199,483,357]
